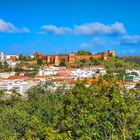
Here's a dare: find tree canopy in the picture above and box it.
[0,75,140,139]
[76,50,92,55]
[37,58,43,66]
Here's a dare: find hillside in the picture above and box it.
[102,57,140,71]
[121,56,140,65]
[72,56,140,71]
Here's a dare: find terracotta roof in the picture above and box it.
[35,76,49,79]
[6,76,30,80]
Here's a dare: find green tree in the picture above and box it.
[19,54,26,61]
[130,72,139,76]
[3,61,9,69]
[89,57,101,65]
[0,62,3,69]
[0,75,140,139]
[80,58,86,64]
[59,60,67,66]
[37,58,43,65]
[77,50,92,55]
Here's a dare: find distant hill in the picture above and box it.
[72,56,140,71]
[121,56,140,65]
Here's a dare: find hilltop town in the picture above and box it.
[1,0,140,139]
[0,50,140,140]
[0,50,139,95]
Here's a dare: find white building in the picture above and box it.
[0,52,5,62]
[0,52,19,64]
[69,69,95,79]
[0,77,40,95]
[5,54,19,60]
[126,69,140,77]
[7,61,20,68]
[126,75,140,82]
[123,83,137,89]
[126,69,140,82]
[0,72,16,79]
[38,66,66,76]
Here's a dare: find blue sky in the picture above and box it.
[0,0,140,56]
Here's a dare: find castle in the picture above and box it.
[34,50,116,66]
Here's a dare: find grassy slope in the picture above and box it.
[102,57,140,72]
[121,56,140,65]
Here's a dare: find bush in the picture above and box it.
[37,58,43,65]
[77,50,92,55]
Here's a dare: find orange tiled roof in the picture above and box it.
[35,76,49,79]
[6,76,30,80]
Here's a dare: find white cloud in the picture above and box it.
[20,27,30,33]
[74,22,126,36]
[119,35,140,45]
[40,22,126,36]
[0,19,30,33]
[80,37,110,49]
[41,25,72,35]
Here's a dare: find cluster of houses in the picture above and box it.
[0,52,139,95]
[0,66,107,95]
[0,52,19,62]
[0,67,139,95]
[0,75,39,95]
[36,66,106,81]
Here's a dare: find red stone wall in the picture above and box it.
[93,54,102,59]
[58,55,69,61]
[34,50,115,64]
[75,55,93,61]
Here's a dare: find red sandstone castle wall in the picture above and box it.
[58,55,69,61]
[75,55,93,61]
[34,50,115,65]
[93,54,102,59]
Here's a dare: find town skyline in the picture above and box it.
[0,0,140,56]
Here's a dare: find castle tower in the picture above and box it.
[54,56,60,66]
[47,56,50,63]
[68,54,75,63]
[108,50,116,57]
[34,52,42,59]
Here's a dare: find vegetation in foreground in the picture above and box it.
[0,75,140,140]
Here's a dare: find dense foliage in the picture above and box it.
[37,58,43,66]
[76,50,92,55]
[0,75,140,139]
[19,55,35,61]
[59,60,67,67]
[0,61,12,72]
[71,56,140,70]
[104,57,140,72]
